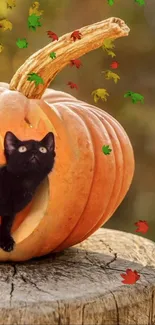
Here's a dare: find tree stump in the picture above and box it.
[0,228,155,325]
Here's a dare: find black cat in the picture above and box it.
[0,131,56,252]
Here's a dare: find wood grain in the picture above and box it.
[0,228,155,325]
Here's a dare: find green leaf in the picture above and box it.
[107,0,114,5]
[50,52,56,59]
[102,145,112,155]
[27,73,44,86]
[28,14,42,31]
[124,91,144,104]
[16,38,28,49]
[134,0,145,6]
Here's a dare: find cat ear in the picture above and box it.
[4,131,19,155]
[41,132,55,152]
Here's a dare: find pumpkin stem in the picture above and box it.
[9,17,130,99]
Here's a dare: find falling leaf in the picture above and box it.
[28,14,42,31]
[47,31,58,41]
[120,269,140,285]
[135,220,149,234]
[29,1,44,16]
[67,81,78,90]
[102,145,112,155]
[107,0,115,5]
[16,38,28,49]
[124,91,144,104]
[6,0,16,9]
[135,0,145,6]
[91,88,109,103]
[0,19,12,31]
[103,39,115,50]
[27,73,44,86]
[102,70,120,84]
[70,59,82,69]
[102,38,116,57]
[110,61,119,69]
[71,30,82,41]
[50,52,56,59]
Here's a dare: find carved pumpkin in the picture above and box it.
[0,18,134,261]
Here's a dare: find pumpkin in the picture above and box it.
[0,18,134,261]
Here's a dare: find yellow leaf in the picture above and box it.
[0,43,4,53]
[0,0,7,18]
[91,88,109,103]
[0,19,12,31]
[106,49,116,58]
[102,38,115,50]
[29,1,44,16]
[102,39,116,57]
[104,70,120,83]
[6,0,16,9]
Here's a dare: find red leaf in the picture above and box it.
[71,30,82,41]
[67,81,78,90]
[70,59,82,69]
[46,31,58,41]
[135,220,149,234]
[110,61,119,69]
[120,269,140,284]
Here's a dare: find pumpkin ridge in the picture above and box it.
[53,102,116,252]
[76,107,124,242]
[37,101,96,255]
[78,105,134,241]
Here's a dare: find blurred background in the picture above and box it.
[0,0,155,241]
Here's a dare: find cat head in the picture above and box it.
[4,131,56,176]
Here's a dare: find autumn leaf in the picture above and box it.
[70,59,82,69]
[91,88,109,103]
[110,61,119,69]
[135,0,145,6]
[107,0,114,5]
[6,0,16,9]
[67,81,78,90]
[0,19,12,31]
[0,43,4,53]
[103,38,115,50]
[102,145,112,155]
[102,38,116,57]
[47,31,58,41]
[28,14,42,31]
[71,30,82,41]
[102,70,120,84]
[27,73,44,86]
[135,220,149,234]
[120,269,140,285]
[124,91,144,104]
[50,52,56,59]
[16,38,28,49]
[29,1,44,16]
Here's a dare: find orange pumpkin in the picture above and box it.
[0,18,134,261]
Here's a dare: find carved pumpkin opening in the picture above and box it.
[12,178,49,244]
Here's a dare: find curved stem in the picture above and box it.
[9,17,130,99]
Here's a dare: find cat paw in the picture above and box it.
[0,236,15,252]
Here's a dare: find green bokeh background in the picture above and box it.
[0,0,155,241]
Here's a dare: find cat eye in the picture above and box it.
[18,146,27,153]
[39,146,47,153]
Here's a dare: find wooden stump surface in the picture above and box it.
[0,228,155,325]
